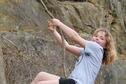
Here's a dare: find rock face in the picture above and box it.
[0,47,6,84]
[0,0,126,84]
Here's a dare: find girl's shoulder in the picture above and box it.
[85,40,103,49]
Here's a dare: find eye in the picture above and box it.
[100,37,104,40]
[94,35,98,37]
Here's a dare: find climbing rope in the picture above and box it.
[39,0,67,77]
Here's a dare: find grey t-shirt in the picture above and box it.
[68,40,104,84]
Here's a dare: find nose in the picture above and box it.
[95,37,100,43]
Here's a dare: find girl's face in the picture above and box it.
[92,31,107,48]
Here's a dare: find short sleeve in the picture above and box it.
[80,40,103,57]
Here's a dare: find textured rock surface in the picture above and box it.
[0,0,126,84]
[0,46,6,84]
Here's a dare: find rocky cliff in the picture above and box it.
[0,0,126,84]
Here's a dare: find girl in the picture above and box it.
[31,19,116,84]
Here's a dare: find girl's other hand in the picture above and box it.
[48,20,56,32]
[48,19,61,32]
[51,18,61,26]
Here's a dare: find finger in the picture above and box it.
[48,21,53,27]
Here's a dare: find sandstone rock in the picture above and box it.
[0,0,126,84]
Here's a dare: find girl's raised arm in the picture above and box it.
[51,19,86,47]
[48,20,81,57]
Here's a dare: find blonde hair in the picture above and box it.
[93,28,117,65]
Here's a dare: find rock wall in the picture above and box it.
[0,46,6,84]
[0,0,126,84]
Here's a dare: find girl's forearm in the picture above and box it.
[53,30,68,47]
[52,29,81,57]
[57,22,80,41]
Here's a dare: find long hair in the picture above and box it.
[93,28,117,65]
